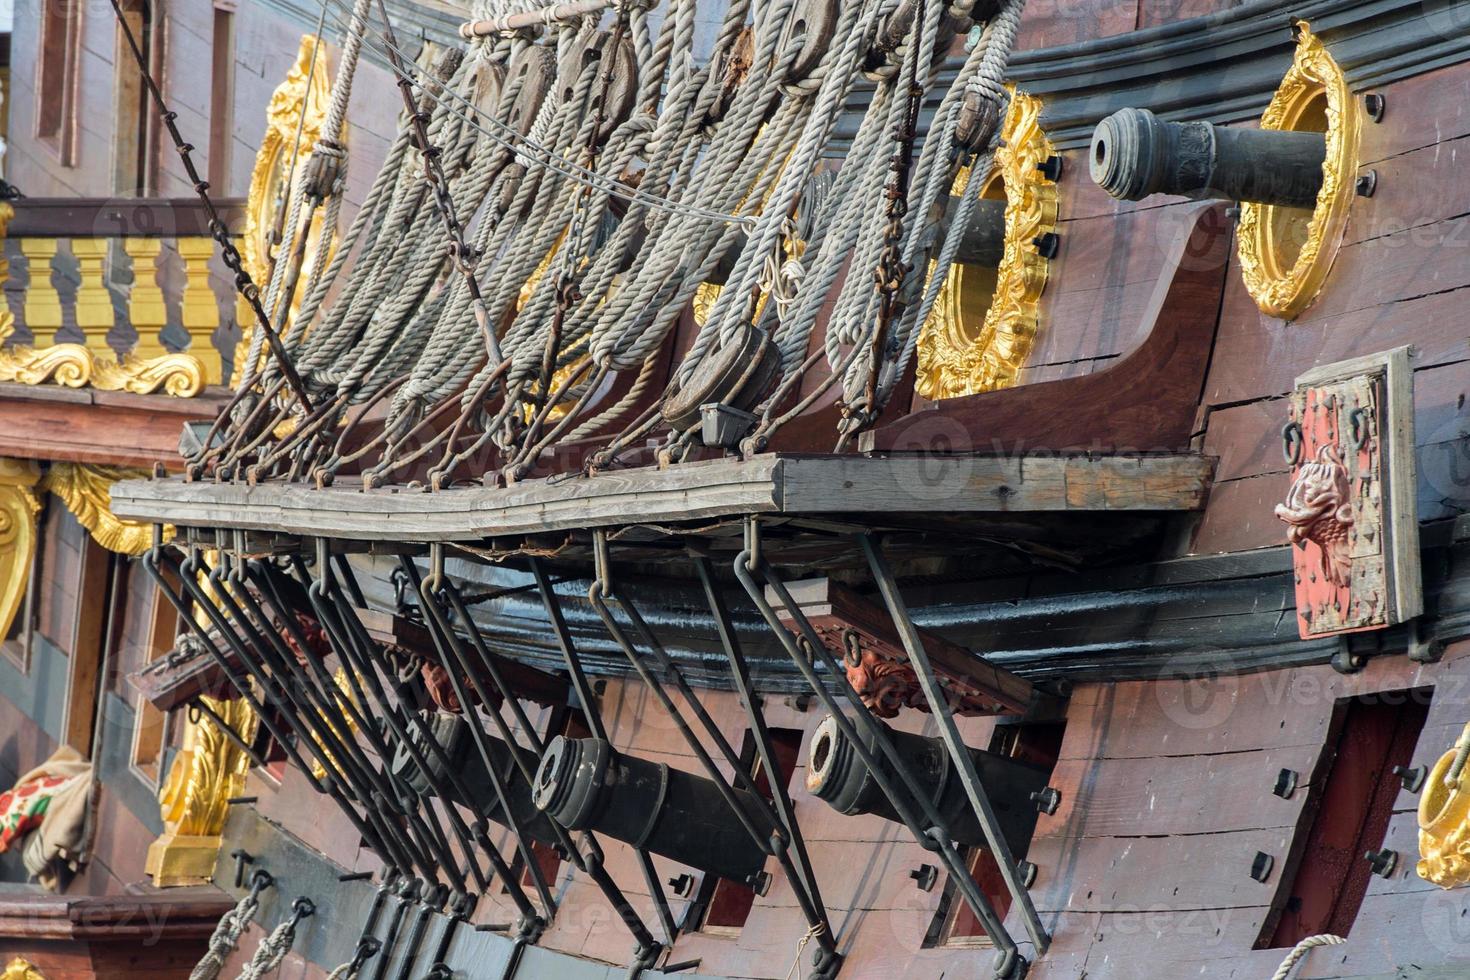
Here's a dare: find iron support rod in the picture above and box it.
[692,555,836,959]
[153,549,412,877]
[410,556,560,920]
[734,547,1020,974]
[861,534,1049,953]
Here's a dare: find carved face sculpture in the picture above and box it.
[1275,444,1355,588]
[844,644,923,719]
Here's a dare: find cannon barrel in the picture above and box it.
[806,714,1048,855]
[390,711,561,846]
[533,736,774,885]
[1090,106,1326,209]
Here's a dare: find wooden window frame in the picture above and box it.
[59,537,115,756]
[129,578,180,790]
[36,0,83,167]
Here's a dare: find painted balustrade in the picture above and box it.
[0,198,246,397]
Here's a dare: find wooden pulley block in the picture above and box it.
[708,27,756,126]
[466,59,506,118]
[866,0,979,76]
[780,0,840,85]
[662,322,781,432]
[955,89,1003,151]
[557,29,639,142]
[503,44,556,137]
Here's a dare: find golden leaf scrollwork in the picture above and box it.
[0,460,41,642]
[40,463,167,556]
[1236,22,1359,320]
[0,311,207,397]
[148,696,259,887]
[916,88,1058,400]
[233,35,336,385]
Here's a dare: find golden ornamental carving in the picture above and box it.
[1418,722,1470,888]
[309,667,361,781]
[1236,23,1359,320]
[916,88,1058,401]
[40,463,166,556]
[0,958,46,980]
[147,696,259,887]
[0,311,207,397]
[234,35,336,386]
[0,460,41,643]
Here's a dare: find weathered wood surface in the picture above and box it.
[109,452,1214,541]
[865,201,1231,456]
[768,575,1034,714]
[0,383,228,471]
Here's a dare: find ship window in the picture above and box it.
[129,571,180,788]
[695,727,804,936]
[37,0,82,165]
[208,4,236,190]
[1258,688,1431,949]
[927,720,1066,948]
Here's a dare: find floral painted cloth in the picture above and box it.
[0,772,83,853]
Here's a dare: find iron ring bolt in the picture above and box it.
[1281,421,1304,465]
[1348,407,1370,452]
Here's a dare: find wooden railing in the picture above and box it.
[0,198,246,397]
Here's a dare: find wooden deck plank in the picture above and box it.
[110,453,1214,542]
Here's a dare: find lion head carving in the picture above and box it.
[1275,444,1355,588]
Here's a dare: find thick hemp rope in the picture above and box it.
[1271,934,1346,980]
[189,872,272,980]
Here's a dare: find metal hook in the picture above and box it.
[593,530,611,596]
[427,542,445,592]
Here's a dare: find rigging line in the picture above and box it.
[266,0,332,290]
[104,0,315,422]
[317,0,757,229]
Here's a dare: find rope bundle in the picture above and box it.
[216,0,1032,480]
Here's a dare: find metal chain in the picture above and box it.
[849,0,929,442]
[106,0,314,417]
[373,0,504,367]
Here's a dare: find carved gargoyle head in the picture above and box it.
[1275,444,1355,588]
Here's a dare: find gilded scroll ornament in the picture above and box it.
[147,696,259,887]
[0,312,207,397]
[1418,723,1470,888]
[40,463,165,556]
[233,35,335,385]
[915,89,1057,401]
[0,959,46,980]
[1236,23,1359,320]
[0,460,40,642]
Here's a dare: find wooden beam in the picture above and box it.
[110,452,1213,542]
[5,198,246,238]
[860,201,1231,456]
[768,576,1034,716]
[357,609,569,707]
[0,383,228,471]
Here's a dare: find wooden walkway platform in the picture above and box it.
[111,453,1214,544]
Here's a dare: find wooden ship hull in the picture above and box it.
[2,1,1470,978]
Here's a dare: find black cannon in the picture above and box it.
[805,714,1049,855]
[1090,106,1326,209]
[533,735,775,886]
[389,711,561,846]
